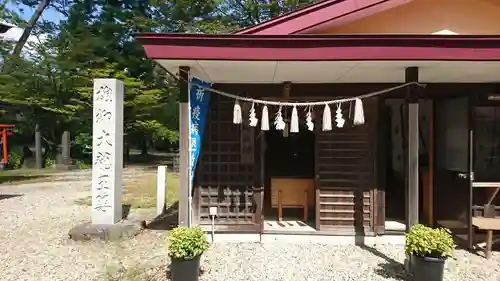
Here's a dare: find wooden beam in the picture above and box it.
[178,66,190,226]
[282,82,291,137]
[403,66,420,275]
[283,82,291,98]
[428,101,434,227]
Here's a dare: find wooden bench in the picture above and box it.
[270,178,314,222]
[472,217,500,259]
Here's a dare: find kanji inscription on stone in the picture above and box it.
[92,79,124,225]
[95,85,113,103]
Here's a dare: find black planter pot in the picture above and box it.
[170,256,201,281]
[412,255,445,281]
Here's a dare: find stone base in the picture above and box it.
[68,222,142,241]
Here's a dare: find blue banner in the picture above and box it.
[189,77,212,183]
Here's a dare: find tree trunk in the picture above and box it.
[12,0,51,56]
[123,140,130,167]
[141,138,149,156]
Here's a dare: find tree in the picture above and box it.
[12,0,51,56]
[49,0,180,155]
[0,0,321,166]
[216,0,318,29]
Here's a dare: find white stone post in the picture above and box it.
[156,165,167,216]
[91,79,124,225]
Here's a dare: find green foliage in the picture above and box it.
[44,157,55,168]
[167,226,209,260]
[74,159,90,169]
[7,146,23,170]
[405,224,455,259]
[1,0,320,159]
[74,133,92,155]
[217,0,318,29]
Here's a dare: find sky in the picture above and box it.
[3,3,64,42]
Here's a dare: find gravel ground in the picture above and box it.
[1,168,499,281]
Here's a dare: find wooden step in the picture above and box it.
[319,201,370,206]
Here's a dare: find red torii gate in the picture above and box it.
[0,124,15,164]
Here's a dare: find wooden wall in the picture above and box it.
[193,83,392,233]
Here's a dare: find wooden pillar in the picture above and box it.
[427,104,434,227]
[404,67,420,275]
[405,67,419,230]
[178,66,191,227]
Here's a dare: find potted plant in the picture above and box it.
[167,226,209,281]
[405,224,455,281]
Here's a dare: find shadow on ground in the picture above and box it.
[0,175,50,184]
[146,201,179,230]
[452,234,500,258]
[0,194,23,201]
[122,204,131,219]
[358,245,409,281]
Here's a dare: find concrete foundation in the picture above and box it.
[204,232,405,245]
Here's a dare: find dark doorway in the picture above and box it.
[472,106,500,201]
[382,99,433,233]
[263,117,316,231]
[470,106,500,252]
[472,106,500,216]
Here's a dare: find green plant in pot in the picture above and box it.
[405,224,455,281]
[167,226,209,281]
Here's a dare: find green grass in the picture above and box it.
[75,172,180,209]
[0,168,60,184]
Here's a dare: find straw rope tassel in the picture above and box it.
[290,105,299,133]
[249,103,258,127]
[305,107,314,131]
[322,104,332,131]
[233,100,242,124]
[261,105,269,131]
[274,106,286,130]
[353,98,365,125]
[335,103,345,128]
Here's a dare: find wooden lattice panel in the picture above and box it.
[195,95,255,224]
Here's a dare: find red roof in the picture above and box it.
[236,0,413,35]
[137,33,500,61]
[137,0,500,62]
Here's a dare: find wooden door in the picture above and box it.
[471,107,500,217]
[433,96,472,248]
[315,98,377,234]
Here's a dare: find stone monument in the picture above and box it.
[91,78,124,225]
[69,79,141,241]
[56,131,76,170]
